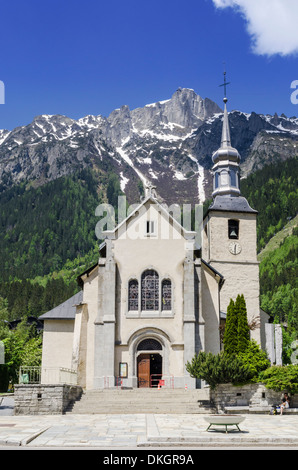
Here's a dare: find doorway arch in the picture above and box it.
[136,338,163,388]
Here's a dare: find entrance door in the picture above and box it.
[150,354,162,387]
[137,353,163,387]
[137,354,150,388]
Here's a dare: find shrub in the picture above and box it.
[238,340,270,379]
[258,365,298,394]
[186,351,252,390]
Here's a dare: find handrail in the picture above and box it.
[19,366,77,385]
[150,374,174,388]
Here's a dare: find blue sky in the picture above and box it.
[1,0,298,130]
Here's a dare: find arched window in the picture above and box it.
[141,269,159,310]
[128,279,138,310]
[230,168,237,187]
[137,338,162,351]
[214,171,219,189]
[162,279,172,310]
[228,219,239,239]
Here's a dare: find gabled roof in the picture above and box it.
[201,258,225,288]
[77,192,198,287]
[39,290,83,320]
[77,262,98,287]
[103,193,196,241]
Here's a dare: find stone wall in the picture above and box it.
[210,383,298,412]
[14,384,83,415]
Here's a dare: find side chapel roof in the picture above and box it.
[39,290,83,320]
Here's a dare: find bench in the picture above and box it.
[278,408,298,414]
[224,406,298,414]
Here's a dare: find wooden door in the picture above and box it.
[137,354,150,388]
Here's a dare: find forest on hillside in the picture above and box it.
[0,168,101,280]
[259,228,298,335]
[241,156,297,252]
[0,158,296,330]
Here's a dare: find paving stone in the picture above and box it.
[0,413,297,448]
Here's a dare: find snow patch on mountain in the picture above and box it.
[1,88,297,205]
[187,154,206,203]
[120,172,129,191]
[116,145,148,188]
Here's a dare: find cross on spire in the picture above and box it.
[218,66,231,147]
[145,181,157,198]
[219,67,231,103]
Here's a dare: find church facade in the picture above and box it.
[40,97,268,390]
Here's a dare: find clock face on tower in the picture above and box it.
[229,241,241,255]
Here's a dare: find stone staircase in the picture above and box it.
[66,388,214,414]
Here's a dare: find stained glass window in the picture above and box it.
[162,279,172,310]
[128,279,138,310]
[141,270,159,310]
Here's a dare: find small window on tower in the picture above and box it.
[220,170,229,186]
[230,169,237,187]
[215,172,219,189]
[228,219,239,239]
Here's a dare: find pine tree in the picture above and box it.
[223,298,238,355]
[237,294,250,353]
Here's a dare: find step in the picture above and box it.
[65,388,213,414]
[67,405,212,414]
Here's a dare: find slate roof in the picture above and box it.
[39,290,83,320]
[206,195,258,215]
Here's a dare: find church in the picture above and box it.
[39,95,268,390]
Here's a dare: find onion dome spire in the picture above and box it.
[211,72,241,198]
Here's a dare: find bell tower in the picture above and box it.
[202,75,261,344]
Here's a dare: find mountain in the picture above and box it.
[1,88,298,205]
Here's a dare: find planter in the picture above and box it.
[204,414,246,433]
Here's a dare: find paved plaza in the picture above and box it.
[0,396,298,449]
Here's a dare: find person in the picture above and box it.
[279,393,290,415]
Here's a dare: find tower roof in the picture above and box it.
[211,71,242,199]
[211,98,241,165]
[221,97,231,148]
[207,195,258,215]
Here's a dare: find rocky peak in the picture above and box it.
[0,88,297,205]
[131,88,222,133]
[164,88,222,126]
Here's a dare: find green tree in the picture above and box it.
[237,294,250,353]
[21,336,42,366]
[223,295,250,355]
[2,319,42,384]
[238,340,270,378]
[223,298,238,355]
[107,173,123,207]
[0,296,10,340]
